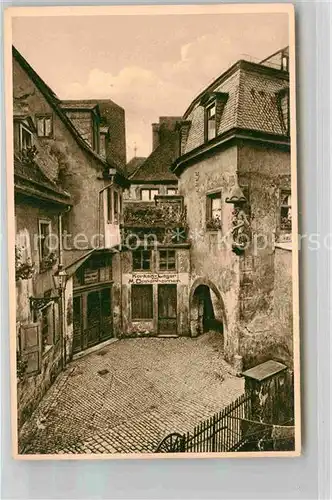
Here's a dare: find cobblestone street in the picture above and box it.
[19,332,244,455]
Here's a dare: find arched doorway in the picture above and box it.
[189,279,226,339]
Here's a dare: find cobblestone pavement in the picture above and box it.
[19,332,244,454]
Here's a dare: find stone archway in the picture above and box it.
[189,278,226,340]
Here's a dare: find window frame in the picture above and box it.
[40,302,55,353]
[206,191,222,230]
[131,284,153,320]
[132,249,152,271]
[205,102,217,142]
[158,249,176,271]
[38,219,52,262]
[19,123,34,152]
[140,188,159,201]
[279,189,292,231]
[36,114,53,138]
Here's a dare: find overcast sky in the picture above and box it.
[13,13,289,161]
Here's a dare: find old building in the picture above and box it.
[125,117,180,201]
[172,48,292,369]
[13,46,128,425]
[120,116,190,337]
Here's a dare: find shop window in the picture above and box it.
[280,190,292,230]
[36,115,53,137]
[133,249,151,271]
[206,192,222,230]
[159,249,176,271]
[141,188,159,201]
[205,103,216,141]
[38,220,51,261]
[167,188,178,196]
[132,284,153,319]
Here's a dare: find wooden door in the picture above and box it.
[158,284,177,335]
[86,290,101,347]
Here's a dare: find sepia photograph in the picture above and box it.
[5,4,299,458]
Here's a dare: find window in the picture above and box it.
[41,304,54,352]
[20,125,33,150]
[39,220,51,261]
[131,285,153,319]
[159,250,176,271]
[107,187,113,223]
[167,188,178,196]
[114,190,119,223]
[206,192,222,229]
[36,115,53,137]
[141,189,159,201]
[280,191,292,230]
[280,92,289,134]
[206,103,216,141]
[106,188,122,224]
[133,250,151,271]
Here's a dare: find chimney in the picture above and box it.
[152,123,159,151]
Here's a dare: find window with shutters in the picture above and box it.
[131,285,153,319]
[36,115,53,138]
[159,249,176,271]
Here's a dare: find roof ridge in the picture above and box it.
[12,46,127,179]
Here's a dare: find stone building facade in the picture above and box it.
[13,46,128,426]
[172,49,292,369]
[125,117,181,201]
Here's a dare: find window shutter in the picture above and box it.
[21,323,42,375]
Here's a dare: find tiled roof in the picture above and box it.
[182,60,289,155]
[130,134,178,182]
[14,156,71,205]
[127,157,147,177]
[12,47,128,182]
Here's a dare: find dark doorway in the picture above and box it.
[73,286,113,354]
[158,284,177,335]
[191,284,223,337]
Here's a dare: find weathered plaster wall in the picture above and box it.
[178,146,240,360]
[15,198,63,429]
[17,341,62,433]
[237,144,292,368]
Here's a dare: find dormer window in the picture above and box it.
[277,88,290,135]
[201,92,228,144]
[206,104,216,141]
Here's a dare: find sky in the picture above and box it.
[12,13,289,161]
